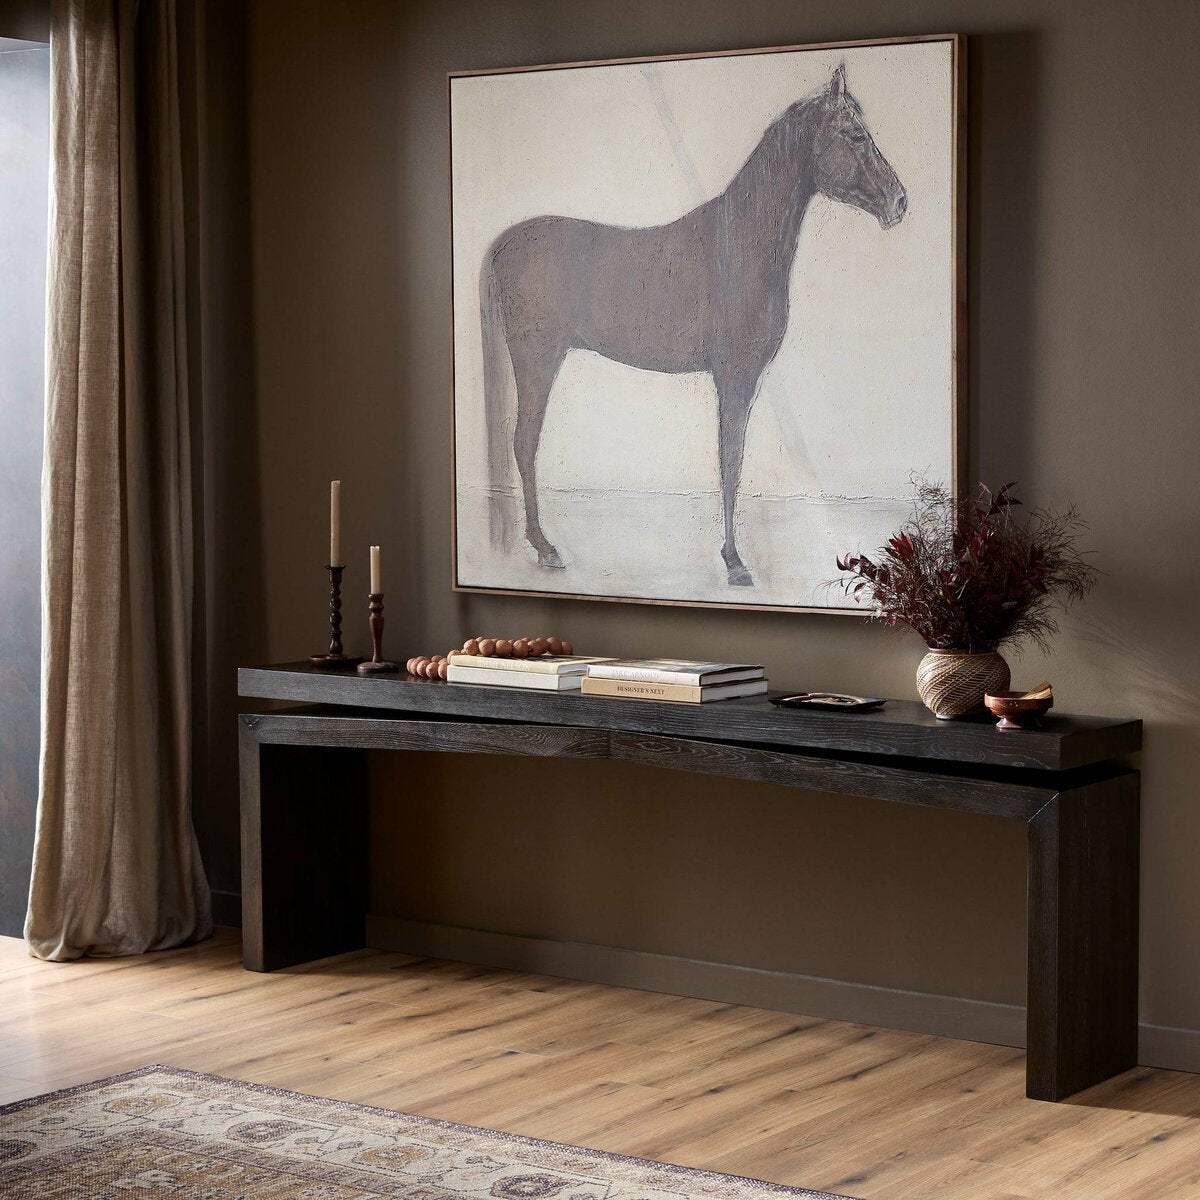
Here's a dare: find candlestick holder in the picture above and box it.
[357,592,399,674]
[310,565,363,668]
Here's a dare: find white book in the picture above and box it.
[446,664,584,691]
[447,653,614,676]
[585,658,764,686]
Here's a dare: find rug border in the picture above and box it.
[0,1063,856,1199]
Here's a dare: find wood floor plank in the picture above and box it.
[1,931,1199,1199]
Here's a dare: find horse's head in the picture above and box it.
[812,64,907,229]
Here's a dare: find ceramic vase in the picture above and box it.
[916,648,1011,720]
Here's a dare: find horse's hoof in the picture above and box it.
[538,547,565,570]
[727,565,754,587]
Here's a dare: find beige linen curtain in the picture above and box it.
[26,0,211,959]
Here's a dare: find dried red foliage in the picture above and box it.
[835,481,1097,652]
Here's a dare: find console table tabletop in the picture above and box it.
[236,661,1141,1102]
[238,661,1140,773]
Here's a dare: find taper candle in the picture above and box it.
[370,544,381,593]
[330,480,342,565]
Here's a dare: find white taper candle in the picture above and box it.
[330,480,341,566]
[370,544,381,593]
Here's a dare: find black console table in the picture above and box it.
[237,662,1141,1102]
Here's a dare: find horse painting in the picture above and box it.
[480,64,907,587]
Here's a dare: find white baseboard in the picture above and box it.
[367,914,1200,1075]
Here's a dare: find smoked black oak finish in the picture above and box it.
[1026,775,1141,1101]
[237,664,1142,1102]
[239,733,367,972]
[239,662,1141,772]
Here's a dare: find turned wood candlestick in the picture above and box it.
[310,565,362,668]
[357,592,398,674]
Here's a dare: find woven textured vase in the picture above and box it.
[916,649,1011,719]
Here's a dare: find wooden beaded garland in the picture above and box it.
[404,635,574,677]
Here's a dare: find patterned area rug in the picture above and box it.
[0,1065,854,1199]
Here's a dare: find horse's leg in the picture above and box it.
[713,371,758,587]
[511,341,566,569]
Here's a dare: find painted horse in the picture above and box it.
[480,64,907,586]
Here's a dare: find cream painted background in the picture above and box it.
[452,42,954,607]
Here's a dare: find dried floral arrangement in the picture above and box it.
[835,481,1097,652]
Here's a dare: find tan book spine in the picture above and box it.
[581,677,707,703]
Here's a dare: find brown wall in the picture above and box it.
[0,1,48,43]
[204,0,1200,1028]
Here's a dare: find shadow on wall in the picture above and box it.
[187,2,268,920]
[968,29,1041,488]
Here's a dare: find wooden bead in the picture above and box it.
[413,638,583,678]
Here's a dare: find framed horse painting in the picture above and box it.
[449,34,965,612]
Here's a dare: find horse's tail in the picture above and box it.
[480,249,516,550]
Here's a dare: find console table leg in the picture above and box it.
[1026,774,1140,1100]
[240,720,369,971]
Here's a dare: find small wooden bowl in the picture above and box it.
[985,691,1054,730]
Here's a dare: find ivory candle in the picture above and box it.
[370,545,381,593]
[330,480,341,566]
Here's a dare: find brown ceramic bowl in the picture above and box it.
[985,691,1054,730]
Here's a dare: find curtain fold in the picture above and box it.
[26,0,212,960]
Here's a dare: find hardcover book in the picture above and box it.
[446,664,585,690]
[580,677,769,704]
[447,653,614,675]
[585,658,764,686]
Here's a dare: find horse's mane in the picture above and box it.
[769,85,839,151]
[721,88,830,200]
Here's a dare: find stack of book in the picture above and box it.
[445,653,615,691]
[581,659,767,704]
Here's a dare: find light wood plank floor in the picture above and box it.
[2,929,1199,1199]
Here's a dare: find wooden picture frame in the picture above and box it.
[449,34,966,614]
